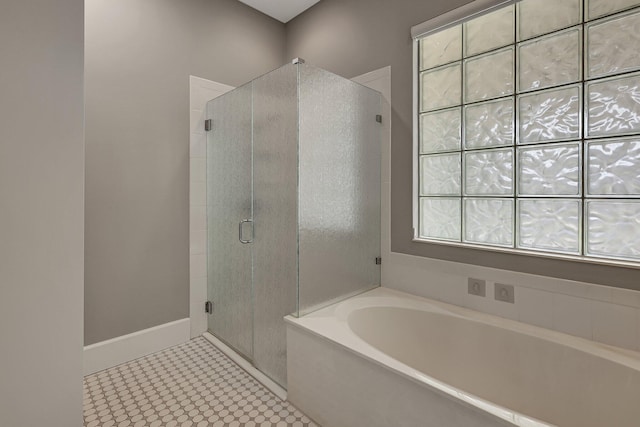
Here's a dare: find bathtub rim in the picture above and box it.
[285,286,640,427]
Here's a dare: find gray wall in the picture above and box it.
[85,0,286,344]
[0,0,85,425]
[285,0,640,290]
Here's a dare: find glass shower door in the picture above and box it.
[206,83,254,360]
[251,64,299,387]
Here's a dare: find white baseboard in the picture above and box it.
[84,318,191,375]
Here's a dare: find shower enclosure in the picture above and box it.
[206,61,381,388]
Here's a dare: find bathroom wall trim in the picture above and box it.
[84,318,191,375]
[410,0,513,39]
[189,75,235,339]
[351,66,392,264]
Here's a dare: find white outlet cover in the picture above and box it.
[237,0,322,23]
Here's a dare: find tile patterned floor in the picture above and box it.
[83,337,317,427]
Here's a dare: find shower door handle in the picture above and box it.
[239,219,253,244]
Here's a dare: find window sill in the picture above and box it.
[412,236,640,270]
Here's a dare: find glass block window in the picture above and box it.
[417,0,640,263]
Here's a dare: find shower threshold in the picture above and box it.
[202,332,287,400]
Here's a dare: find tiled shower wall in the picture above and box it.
[189,76,234,338]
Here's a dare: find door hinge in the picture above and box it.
[205,301,213,314]
[204,119,212,132]
[375,257,382,265]
[375,114,382,123]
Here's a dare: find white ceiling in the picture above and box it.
[237,0,321,23]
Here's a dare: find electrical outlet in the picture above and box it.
[468,278,486,297]
[494,283,515,303]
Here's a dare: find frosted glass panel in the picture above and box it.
[421,64,461,112]
[420,198,461,241]
[587,74,640,137]
[420,154,461,196]
[518,86,581,143]
[518,143,580,195]
[207,63,382,388]
[587,201,640,260]
[518,0,581,40]
[298,65,381,316]
[588,10,640,79]
[206,83,253,359]
[465,48,514,103]
[587,139,640,195]
[464,98,514,149]
[588,0,640,19]
[420,108,461,153]
[464,198,514,246]
[518,200,581,253]
[519,28,581,92]
[420,25,462,70]
[252,65,299,386]
[464,149,514,195]
[464,6,514,56]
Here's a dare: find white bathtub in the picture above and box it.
[285,287,640,427]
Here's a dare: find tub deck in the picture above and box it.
[285,287,640,427]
